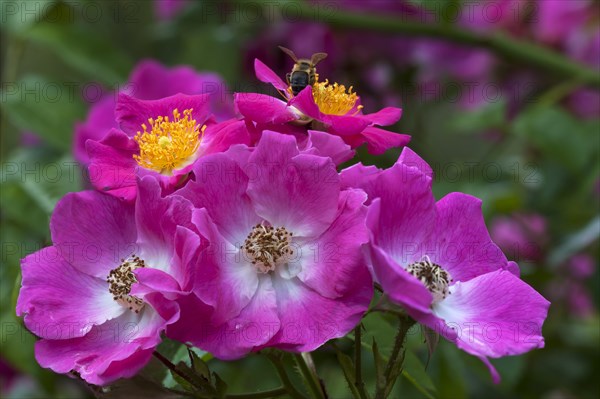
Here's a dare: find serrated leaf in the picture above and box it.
[334,349,361,398]
[372,338,386,394]
[213,372,228,398]
[189,348,211,381]
[170,367,196,393]
[422,326,440,368]
[401,350,437,399]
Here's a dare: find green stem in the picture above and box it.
[267,353,308,399]
[225,387,288,399]
[354,326,369,399]
[294,353,326,399]
[376,317,415,399]
[241,0,600,89]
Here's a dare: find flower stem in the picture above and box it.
[354,326,370,399]
[375,317,415,399]
[266,353,309,399]
[293,353,326,399]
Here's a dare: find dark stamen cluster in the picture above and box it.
[107,255,146,313]
[241,224,294,273]
[406,257,453,303]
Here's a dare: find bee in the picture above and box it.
[279,46,328,96]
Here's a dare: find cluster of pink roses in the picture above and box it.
[17,58,549,386]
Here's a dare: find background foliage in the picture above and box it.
[1,0,598,398]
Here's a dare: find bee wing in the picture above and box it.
[310,52,328,66]
[278,46,298,62]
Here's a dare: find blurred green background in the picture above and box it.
[1,0,598,398]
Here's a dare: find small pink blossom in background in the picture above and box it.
[568,253,595,279]
[490,213,548,263]
[154,0,190,20]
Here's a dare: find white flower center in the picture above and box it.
[406,256,452,304]
[241,224,294,273]
[107,255,146,313]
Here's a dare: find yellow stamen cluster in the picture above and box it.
[311,79,363,116]
[133,108,203,175]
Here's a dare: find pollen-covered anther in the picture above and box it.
[241,224,294,273]
[406,256,452,304]
[133,108,205,175]
[107,255,146,313]
[311,79,363,116]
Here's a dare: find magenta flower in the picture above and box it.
[166,131,373,359]
[74,59,234,164]
[154,0,190,20]
[87,93,250,201]
[345,148,549,382]
[16,176,202,385]
[235,59,410,155]
[490,213,547,262]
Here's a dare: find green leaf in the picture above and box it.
[548,215,600,268]
[372,338,386,394]
[213,372,228,398]
[449,98,506,135]
[513,106,597,173]
[23,20,131,84]
[169,366,196,393]
[401,351,437,399]
[0,0,55,33]
[333,348,361,398]
[189,348,211,381]
[2,76,86,151]
[421,326,440,367]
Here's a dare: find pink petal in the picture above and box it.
[397,147,433,179]
[17,246,123,339]
[116,93,211,136]
[288,86,322,121]
[190,208,260,324]
[246,131,340,237]
[254,58,288,91]
[360,106,403,126]
[34,307,172,385]
[297,189,370,299]
[87,128,139,201]
[432,269,549,360]
[74,95,117,164]
[360,126,411,155]
[180,153,261,244]
[265,274,370,352]
[365,164,436,264]
[427,193,509,282]
[200,119,251,155]
[50,190,137,278]
[235,93,299,124]
[198,275,280,359]
[303,130,355,165]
